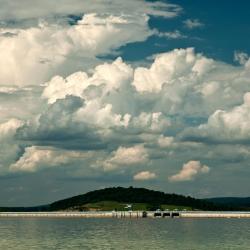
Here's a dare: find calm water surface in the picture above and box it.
[0,218,249,250]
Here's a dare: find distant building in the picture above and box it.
[124,204,132,210]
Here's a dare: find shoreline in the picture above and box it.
[0,211,250,218]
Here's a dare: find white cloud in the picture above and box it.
[234,51,249,65]
[133,171,156,181]
[42,55,171,135]
[102,145,148,171]
[0,14,152,86]
[19,48,250,156]
[132,48,214,93]
[0,119,24,174]
[187,92,250,142]
[10,146,92,172]
[126,112,170,133]
[157,30,187,39]
[8,46,249,148]
[0,0,181,21]
[0,118,24,138]
[169,160,210,182]
[42,57,133,104]
[75,102,131,129]
[183,19,204,29]
[2,0,250,199]
[199,81,219,97]
[0,86,20,94]
[0,0,181,88]
[158,135,174,148]
[11,48,250,149]
[130,48,250,120]
[2,46,250,192]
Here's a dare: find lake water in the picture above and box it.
[0,218,249,250]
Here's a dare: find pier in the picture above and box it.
[0,211,250,218]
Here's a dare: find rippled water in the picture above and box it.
[0,218,249,250]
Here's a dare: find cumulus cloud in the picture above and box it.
[42,57,133,104]
[2,0,250,202]
[183,19,204,29]
[41,56,170,141]
[6,46,250,150]
[157,30,187,39]
[101,145,149,171]
[234,51,249,65]
[169,160,210,182]
[130,48,250,120]
[0,118,24,137]
[0,14,153,86]
[0,119,24,174]
[158,135,174,148]
[0,0,181,22]
[3,47,250,193]
[133,171,156,181]
[10,146,92,172]
[16,96,108,152]
[0,86,20,94]
[15,48,250,165]
[132,48,214,93]
[183,92,250,143]
[0,0,181,88]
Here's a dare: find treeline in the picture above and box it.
[205,197,250,210]
[48,187,234,211]
[0,187,248,212]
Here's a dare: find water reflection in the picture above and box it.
[0,218,249,250]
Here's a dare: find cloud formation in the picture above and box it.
[183,92,250,143]
[183,19,204,29]
[234,51,249,65]
[1,0,250,205]
[157,30,187,39]
[101,145,149,171]
[1,26,250,202]
[7,47,250,180]
[10,146,92,172]
[133,171,156,181]
[0,119,23,137]
[0,0,181,22]
[0,119,24,175]
[0,14,153,86]
[169,161,210,182]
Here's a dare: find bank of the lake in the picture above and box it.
[1,211,250,218]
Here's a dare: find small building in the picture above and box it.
[124,204,132,210]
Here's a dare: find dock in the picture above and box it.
[0,211,250,218]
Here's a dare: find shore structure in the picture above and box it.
[0,211,250,218]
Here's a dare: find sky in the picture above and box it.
[0,0,250,206]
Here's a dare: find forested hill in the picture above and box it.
[0,187,248,212]
[205,197,250,210]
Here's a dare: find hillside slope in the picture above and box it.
[48,187,229,211]
[0,187,246,212]
[205,197,250,210]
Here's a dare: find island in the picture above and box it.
[0,187,250,215]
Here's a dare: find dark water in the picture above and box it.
[0,218,249,250]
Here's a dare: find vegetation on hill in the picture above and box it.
[0,187,248,212]
[48,187,219,211]
[205,197,250,210]
[61,201,193,212]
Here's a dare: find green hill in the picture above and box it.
[48,187,217,211]
[205,197,250,210]
[0,187,246,212]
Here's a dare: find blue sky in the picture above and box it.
[0,0,250,206]
[119,0,250,64]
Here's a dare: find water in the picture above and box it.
[0,218,249,250]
